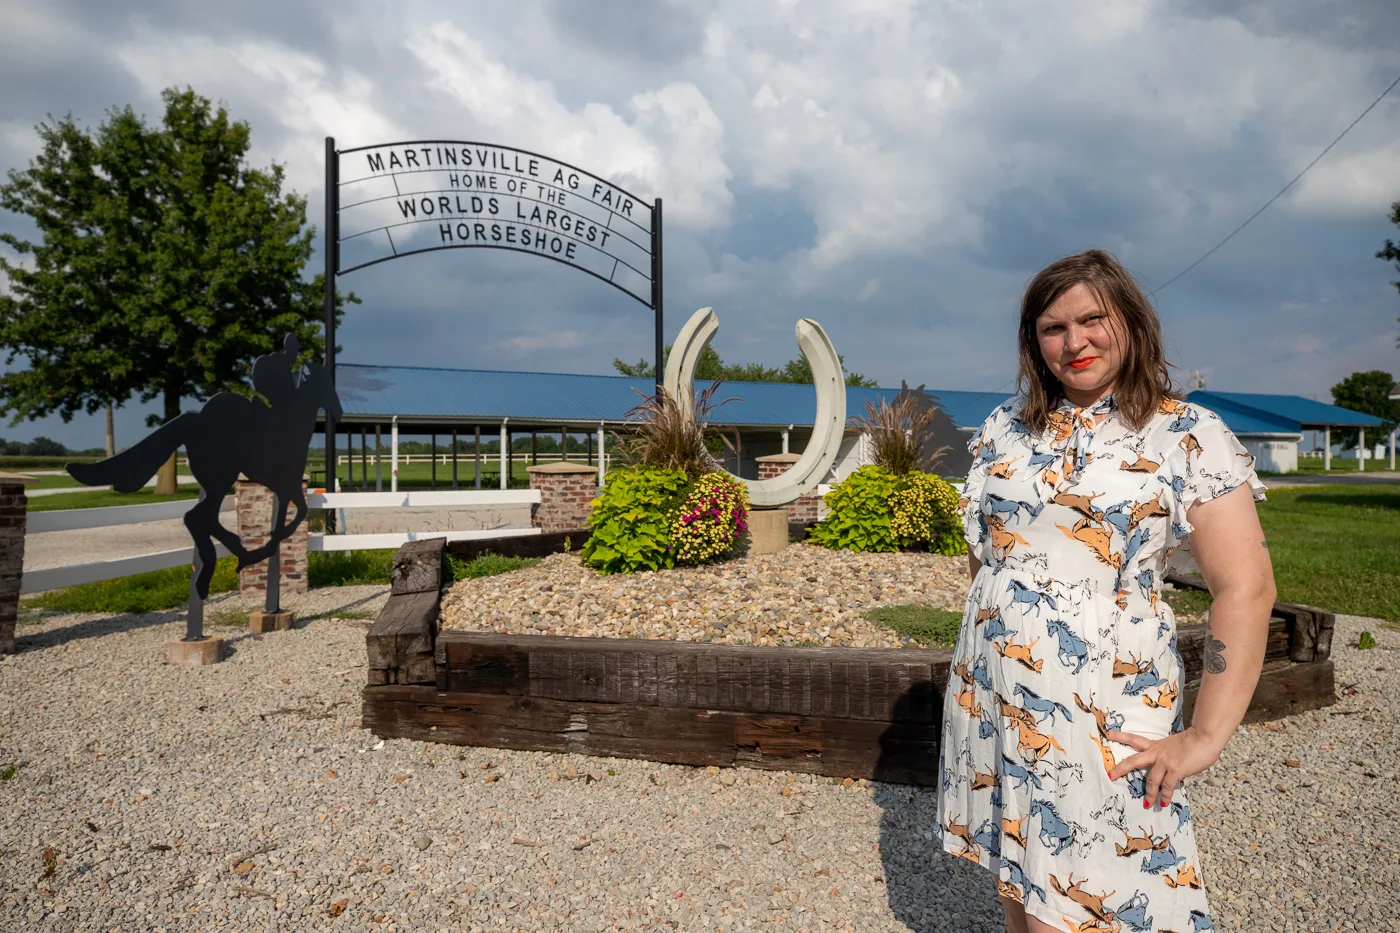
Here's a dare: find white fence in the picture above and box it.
[308,489,542,552]
[21,496,236,595]
[21,486,545,595]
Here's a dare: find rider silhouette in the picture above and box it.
[251,334,302,408]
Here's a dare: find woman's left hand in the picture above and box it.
[1106,727,1224,809]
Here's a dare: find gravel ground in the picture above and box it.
[0,580,1393,932]
[442,545,976,648]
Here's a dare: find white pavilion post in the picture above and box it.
[1390,428,1397,471]
[782,425,791,454]
[499,419,508,490]
[597,423,606,486]
[375,425,383,492]
[1359,428,1365,472]
[1323,427,1331,471]
[390,416,399,493]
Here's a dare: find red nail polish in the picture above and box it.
[1143,800,1150,809]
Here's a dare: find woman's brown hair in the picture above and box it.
[1015,249,1181,435]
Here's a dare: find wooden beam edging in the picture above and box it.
[1164,569,1335,663]
[366,537,447,686]
[362,607,1337,784]
[360,654,1335,786]
[445,528,592,562]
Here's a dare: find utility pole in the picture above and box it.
[105,401,115,458]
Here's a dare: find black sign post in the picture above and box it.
[321,138,665,515]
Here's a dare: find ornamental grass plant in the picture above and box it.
[610,381,740,478]
[850,389,951,475]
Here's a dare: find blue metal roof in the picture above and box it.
[1187,390,1385,431]
[336,365,1383,437]
[336,363,1009,430]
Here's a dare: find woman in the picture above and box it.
[937,250,1276,933]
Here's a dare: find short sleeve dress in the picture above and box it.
[934,391,1266,933]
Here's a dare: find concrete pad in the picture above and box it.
[746,508,789,555]
[168,637,223,666]
[249,611,294,633]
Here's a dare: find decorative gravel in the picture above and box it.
[0,581,1394,931]
[442,544,972,648]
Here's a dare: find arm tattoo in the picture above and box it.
[1204,633,1228,674]
[1260,539,1268,549]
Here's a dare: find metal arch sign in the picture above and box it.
[333,140,658,306]
[320,137,666,522]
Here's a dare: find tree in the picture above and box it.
[0,86,358,492]
[1380,200,1400,348]
[25,436,68,457]
[612,344,878,387]
[1330,370,1398,450]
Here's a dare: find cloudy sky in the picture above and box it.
[2,0,1399,447]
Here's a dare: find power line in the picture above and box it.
[1150,72,1400,296]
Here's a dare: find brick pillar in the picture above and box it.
[755,453,819,524]
[527,462,599,534]
[237,476,309,599]
[0,474,35,655]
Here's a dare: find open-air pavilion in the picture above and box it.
[1185,390,1394,472]
[315,363,1006,491]
[309,366,1396,491]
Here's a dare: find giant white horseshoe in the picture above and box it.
[663,307,847,509]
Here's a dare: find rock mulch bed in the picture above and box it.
[441,543,972,648]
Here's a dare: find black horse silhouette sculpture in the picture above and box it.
[67,334,342,613]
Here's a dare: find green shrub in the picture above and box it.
[447,551,541,580]
[308,549,395,587]
[807,465,900,552]
[809,465,967,555]
[581,467,690,574]
[671,472,749,564]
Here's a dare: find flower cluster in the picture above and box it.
[890,471,961,544]
[670,472,750,565]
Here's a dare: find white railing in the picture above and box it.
[309,488,543,552]
[21,496,236,595]
[335,452,608,467]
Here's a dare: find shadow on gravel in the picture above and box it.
[14,606,186,652]
[872,680,1008,933]
[13,588,385,654]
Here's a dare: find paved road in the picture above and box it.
[23,517,212,572]
[1262,470,1400,488]
[22,502,533,574]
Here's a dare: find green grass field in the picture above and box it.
[1151,483,1399,622]
[21,549,541,617]
[26,486,208,512]
[317,458,591,490]
[1255,484,1399,621]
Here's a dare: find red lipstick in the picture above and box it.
[1069,357,1096,370]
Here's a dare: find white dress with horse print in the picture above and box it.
[935,391,1266,933]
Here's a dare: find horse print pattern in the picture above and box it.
[935,392,1266,933]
